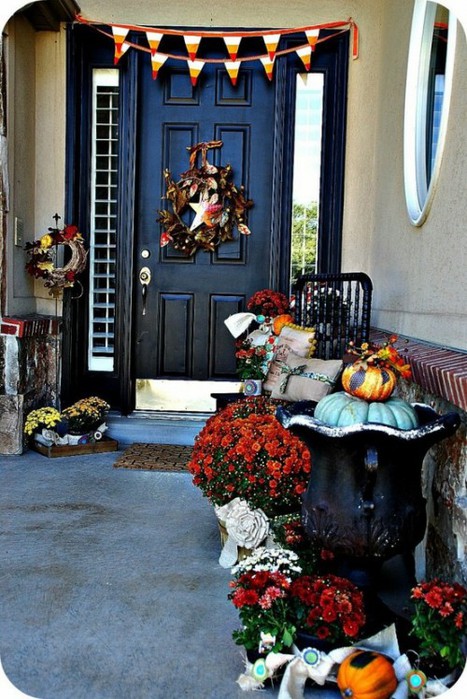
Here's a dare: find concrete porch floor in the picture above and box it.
[0,448,340,699]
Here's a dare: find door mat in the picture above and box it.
[113,443,193,472]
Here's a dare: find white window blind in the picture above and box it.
[88,69,119,372]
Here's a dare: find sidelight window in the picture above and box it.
[290,72,324,285]
[88,69,119,372]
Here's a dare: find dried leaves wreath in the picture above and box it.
[157,140,253,256]
[25,215,88,296]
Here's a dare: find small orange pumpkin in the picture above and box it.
[272,314,294,335]
[337,650,398,699]
[342,363,396,402]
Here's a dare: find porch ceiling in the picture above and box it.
[20,0,80,31]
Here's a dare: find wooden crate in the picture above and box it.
[32,437,119,458]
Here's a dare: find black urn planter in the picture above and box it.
[277,403,460,588]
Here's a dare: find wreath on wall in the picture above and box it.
[25,215,88,296]
[157,141,253,256]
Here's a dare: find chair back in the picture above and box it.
[292,272,373,359]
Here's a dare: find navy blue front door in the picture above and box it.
[133,47,276,384]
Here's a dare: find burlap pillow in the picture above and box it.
[263,324,316,393]
[270,351,343,402]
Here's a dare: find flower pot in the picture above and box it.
[295,629,335,655]
[243,379,263,396]
[67,433,92,445]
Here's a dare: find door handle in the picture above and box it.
[139,266,151,316]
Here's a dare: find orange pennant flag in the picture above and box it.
[146,31,163,54]
[260,56,275,81]
[224,60,241,86]
[187,59,205,86]
[263,33,281,61]
[112,26,130,64]
[305,28,320,49]
[184,34,202,61]
[150,52,168,80]
[223,35,242,61]
[296,45,312,71]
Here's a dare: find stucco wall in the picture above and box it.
[4,14,66,317]
[342,0,467,351]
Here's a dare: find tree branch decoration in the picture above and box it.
[157,141,253,256]
[25,214,88,296]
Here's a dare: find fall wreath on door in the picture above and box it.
[157,140,253,256]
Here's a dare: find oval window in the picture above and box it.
[404,0,457,225]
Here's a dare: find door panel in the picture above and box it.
[134,51,276,384]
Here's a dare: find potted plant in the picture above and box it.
[246,288,290,322]
[228,547,303,655]
[408,578,467,682]
[235,337,268,386]
[289,573,366,649]
[24,396,110,447]
[24,407,64,445]
[188,396,311,519]
[61,396,110,441]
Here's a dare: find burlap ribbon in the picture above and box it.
[277,362,337,394]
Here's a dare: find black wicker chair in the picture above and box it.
[291,272,373,360]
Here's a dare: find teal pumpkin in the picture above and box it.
[314,391,419,430]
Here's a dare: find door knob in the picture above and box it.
[139,266,151,315]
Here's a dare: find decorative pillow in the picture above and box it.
[270,351,343,403]
[263,324,316,393]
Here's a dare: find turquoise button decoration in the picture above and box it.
[256,315,266,323]
[302,647,321,667]
[252,658,269,681]
[406,669,427,692]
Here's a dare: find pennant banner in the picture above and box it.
[263,32,281,60]
[260,56,275,81]
[146,31,163,53]
[150,52,168,80]
[111,25,130,64]
[224,35,242,61]
[184,34,202,61]
[224,60,241,86]
[76,15,359,82]
[296,45,313,71]
[187,59,205,86]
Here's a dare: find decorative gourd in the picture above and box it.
[342,363,396,401]
[272,314,294,335]
[314,391,419,430]
[337,650,398,699]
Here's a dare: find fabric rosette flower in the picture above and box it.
[216,498,269,568]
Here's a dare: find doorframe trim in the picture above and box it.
[115,49,139,412]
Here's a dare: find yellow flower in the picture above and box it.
[39,233,53,249]
[37,261,54,271]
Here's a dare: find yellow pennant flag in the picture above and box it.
[224,60,241,86]
[305,28,320,49]
[263,33,281,60]
[187,59,205,86]
[296,45,312,71]
[112,26,130,64]
[150,52,168,80]
[146,31,163,54]
[184,34,202,61]
[223,35,242,61]
[260,56,275,81]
